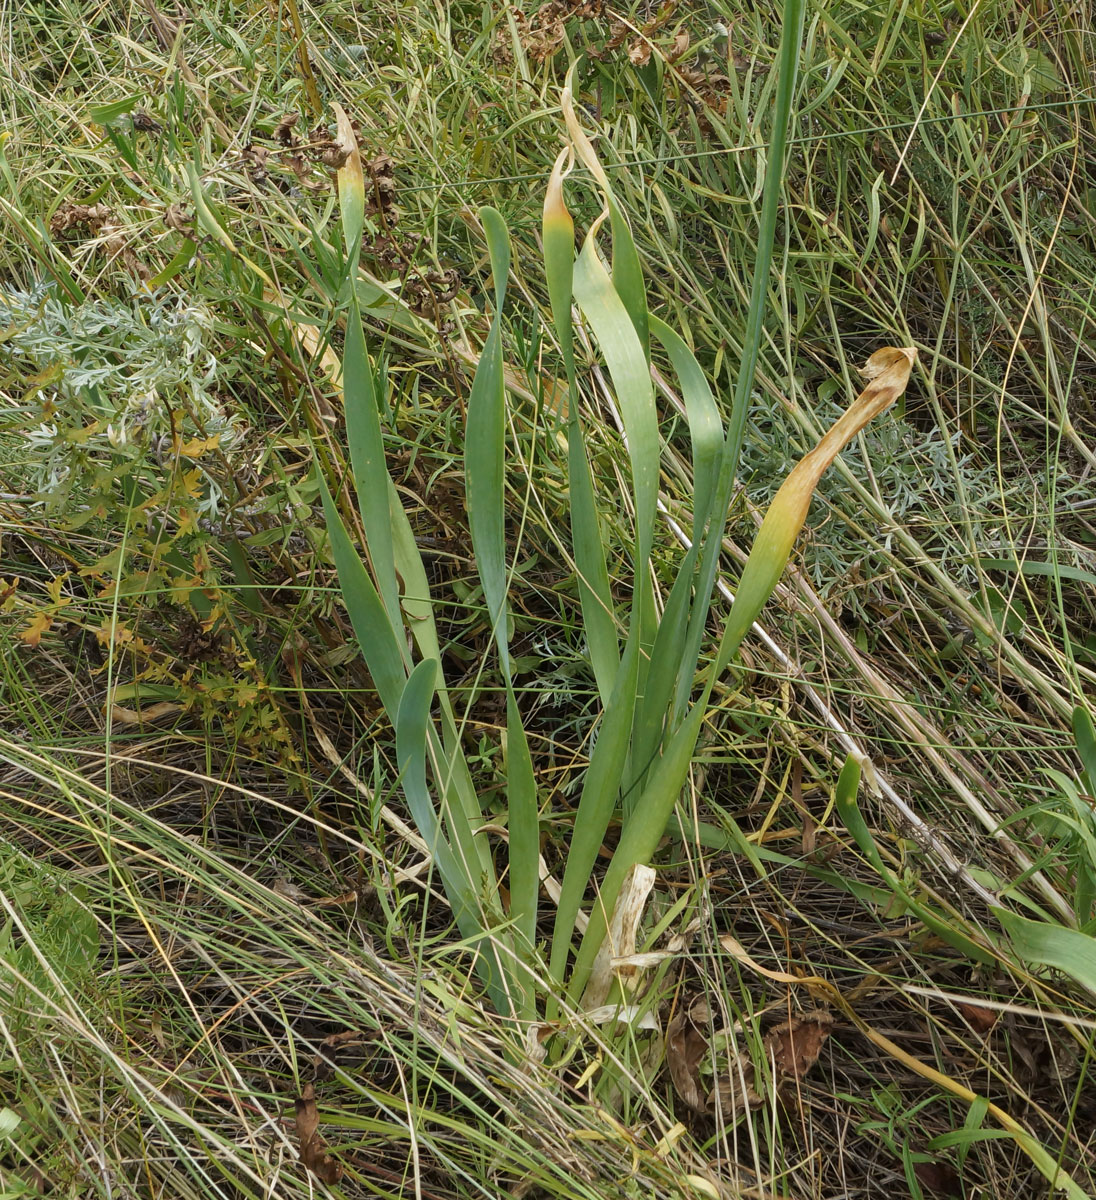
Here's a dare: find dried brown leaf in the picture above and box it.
[274,112,300,146]
[912,1159,962,1197]
[956,1001,998,1034]
[49,202,113,237]
[312,1030,375,1081]
[164,203,194,234]
[108,701,183,725]
[295,1083,343,1184]
[762,1009,834,1082]
[707,1052,762,1118]
[666,996,712,1113]
[667,30,690,62]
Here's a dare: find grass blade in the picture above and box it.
[674,0,809,720]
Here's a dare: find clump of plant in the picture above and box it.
[309,65,1096,1197]
[314,4,918,1022]
[1,286,241,521]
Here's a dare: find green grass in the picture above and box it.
[3,1,1096,1197]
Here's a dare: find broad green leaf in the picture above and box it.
[388,477,439,660]
[319,474,405,714]
[560,80,648,356]
[343,300,402,637]
[996,908,1096,998]
[185,163,272,286]
[630,317,724,769]
[89,95,141,125]
[1072,705,1096,795]
[572,230,659,575]
[571,697,708,1004]
[543,150,619,702]
[466,206,512,665]
[568,421,619,705]
[464,207,539,992]
[649,316,723,540]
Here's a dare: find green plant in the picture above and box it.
[317,15,926,1026]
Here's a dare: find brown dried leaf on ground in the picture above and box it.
[666,995,713,1113]
[762,1009,834,1085]
[668,1001,834,1119]
[295,1083,343,1184]
[955,1001,998,1034]
[49,203,113,237]
[274,112,300,146]
[164,203,194,234]
[667,30,690,62]
[365,153,398,221]
[312,1030,376,1081]
[913,1159,962,1197]
[108,701,183,725]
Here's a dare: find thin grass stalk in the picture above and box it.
[672,0,809,724]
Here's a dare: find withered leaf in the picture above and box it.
[295,1083,342,1184]
[956,1001,998,1034]
[274,112,300,146]
[666,995,713,1113]
[131,110,162,133]
[913,1159,962,1197]
[667,30,690,62]
[763,1009,834,1082]
[108,701,183,725]
[164,203,194,234]
[312,1030,375,1081]
[49,202,113,238]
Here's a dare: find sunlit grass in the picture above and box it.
[2,0,1096,1197]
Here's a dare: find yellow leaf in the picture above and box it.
[109,701,183,725]
[178,434,221,458]
[179,468,203,500]
[714,346,916,678]
[19,611,52,647]
[45,573,70,605]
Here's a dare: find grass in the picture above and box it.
[2,0,1096,1197]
